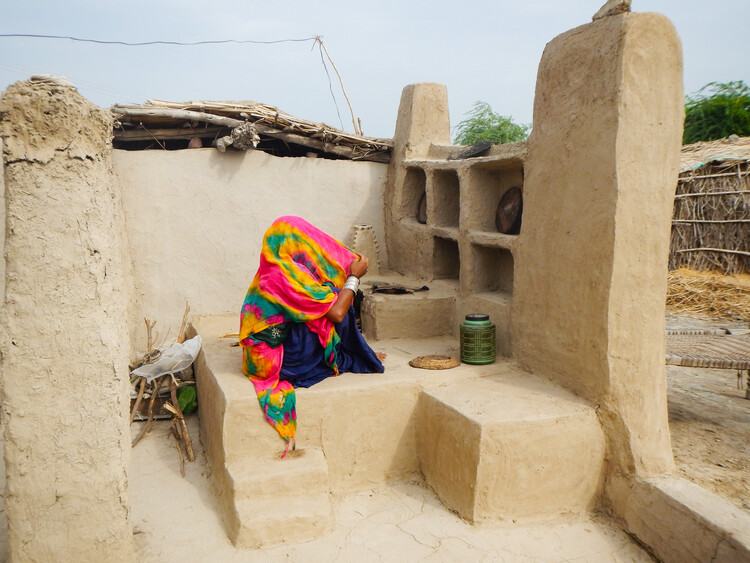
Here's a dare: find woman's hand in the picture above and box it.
[350,255,369,279]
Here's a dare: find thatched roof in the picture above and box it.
[679,136,750,174]
[111,99,393,163]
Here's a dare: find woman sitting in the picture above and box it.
[239,216,384,456]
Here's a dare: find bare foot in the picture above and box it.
[377,352,387,361]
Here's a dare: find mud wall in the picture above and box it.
[112,150,387,345]
[512,12,683,476]
[0,82,134,560]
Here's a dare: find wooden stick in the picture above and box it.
[145,318,157,353]
[676,248,750,257]
[672,219,750,224]
[113,106,243,128]
[132,375,164,447]
[170,417,181,440]
[170,376,195,462]
[177,302,190,344]
[130,377,146,424]
[142,125,167,150]
[674,190,749,198]
[679,170,750,181]
[315,36,361,135]
[143,99,393,146]
[114,126,227,142]
[140,318,161,365]
[167,414,186,476]
[176,442,185,477]
[112,106,390,163]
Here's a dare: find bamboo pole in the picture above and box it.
[672,219,750,224]
[676,248,750,257]
[674,190,749,198]
[679,170,749,181]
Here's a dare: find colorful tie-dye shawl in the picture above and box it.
[239,216,358,456]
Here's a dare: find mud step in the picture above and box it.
[417,372,606,522]
[224,448,332,547]
[226,448,329,502]
[231,493,332,548]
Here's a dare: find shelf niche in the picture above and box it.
[433,236,460,280]
[472,244,514,294]
[432,169,460,228]
[402,167,427,223]
[469,164,524,233]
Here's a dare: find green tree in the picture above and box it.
[453,101,530,145]
[683,81,750,144]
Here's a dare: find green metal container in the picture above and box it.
[460,314,496,365]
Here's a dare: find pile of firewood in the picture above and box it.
[130,304,196,476]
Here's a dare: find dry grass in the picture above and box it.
[666,268,750,321]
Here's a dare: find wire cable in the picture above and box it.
[0,33,364,134]
[314,39,344,131]
[0,33,317,47]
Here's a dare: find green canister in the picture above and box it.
[460,314,496,364]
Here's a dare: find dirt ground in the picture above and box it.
[666,313,750,512]
[0,313,748,560]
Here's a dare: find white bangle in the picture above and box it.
[343,275,360,293]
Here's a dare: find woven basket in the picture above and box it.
[409,355,460,370]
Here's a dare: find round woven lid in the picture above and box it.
[409,354,460,370]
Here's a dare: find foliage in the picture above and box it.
[177,385,197,415]
[453,101,530,145]
[683,81,750,144]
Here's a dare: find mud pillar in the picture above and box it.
[384,83,450,276]
[512,13,683,476]
[0,81,134,561]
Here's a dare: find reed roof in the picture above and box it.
[680,136,750,174]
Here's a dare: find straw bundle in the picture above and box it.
[666,268,750,321]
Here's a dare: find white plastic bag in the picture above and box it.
[131,334,202,382]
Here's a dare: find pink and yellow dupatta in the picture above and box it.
[239,216,358,455]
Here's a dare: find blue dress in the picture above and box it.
[279,304,384,388]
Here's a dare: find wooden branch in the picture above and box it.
[254,122,388,162]
[177,302,190,344]
[132,375,164,447]
[175,439,185,478]
[679,170,750,182]
[145,318,158,355]
[676,248,750,257]
[170,376,195,462]
[114,126,227,142]
[168,417,186,476]
[674,190,750,199]
[672,219,750,224]
[112,106,390,163]
[130,377,146,424]
[113,106,243,127]
[315,36,361,135]
[169,417,181,440]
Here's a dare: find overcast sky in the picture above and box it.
[0,0,747,139]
